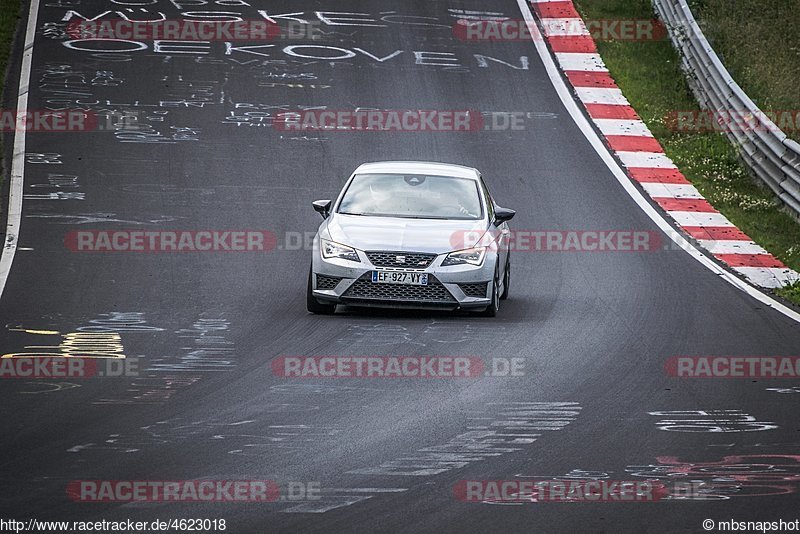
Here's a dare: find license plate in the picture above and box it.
[372,271,428,285]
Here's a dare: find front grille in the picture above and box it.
[316,274,342,290]
[458,282,489,298]
[342,274,455,302]
[366,251,436,269]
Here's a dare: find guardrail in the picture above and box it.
[652,0,800,217]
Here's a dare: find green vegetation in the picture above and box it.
[692,0,800,142]
[0,0,20,101]
[573,0,800,304]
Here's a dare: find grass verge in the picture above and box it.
[691,0,800,143]
[0,0,20,107]
[572,0,800,304]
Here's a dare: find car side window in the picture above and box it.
[479,177,495,221]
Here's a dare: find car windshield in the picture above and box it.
[337,173,483,220]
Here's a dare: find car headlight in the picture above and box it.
[442,246,486,266]
[321,239,360,262]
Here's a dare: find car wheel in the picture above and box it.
[479,267,500,317]
[307,268,336,315]
[500,253,510,300]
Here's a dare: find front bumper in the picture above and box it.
[311,248,495,310]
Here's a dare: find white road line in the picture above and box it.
[0,0,40,300]
[513,0,800,323]
[594,119,654,137]
[554,52,608,71]
[697,239,769,255]
[541,18,589,37]
[666,211,733,228]
[574,87,630,105]
[616,151,677,169]
[641,183,703,199]
[733,267,800,289]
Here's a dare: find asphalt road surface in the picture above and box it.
[0,0,799,532]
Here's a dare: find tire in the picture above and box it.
[500,253,510,300]
[479,267,500,317]
[307,268,336,315]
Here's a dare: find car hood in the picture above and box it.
[325,214,489,254]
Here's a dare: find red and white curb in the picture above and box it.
[529,0,799,290]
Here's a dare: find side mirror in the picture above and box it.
[494,206,515,225]
[312,199,332,219]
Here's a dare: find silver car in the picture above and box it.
[307,161,515,316]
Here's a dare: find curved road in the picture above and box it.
[1,0,799,532]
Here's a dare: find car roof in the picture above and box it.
[353,161,481,180]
